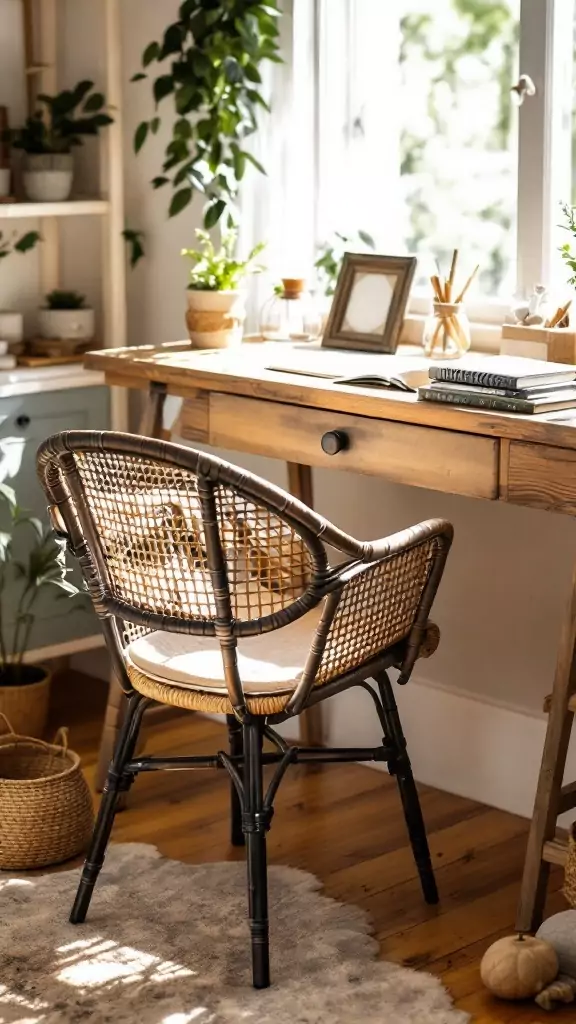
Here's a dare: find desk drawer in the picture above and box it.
[209,394,499,499]
[506,441,576,514]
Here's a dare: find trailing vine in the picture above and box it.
[132,0,282,229]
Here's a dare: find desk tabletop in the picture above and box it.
[85,340,576,451]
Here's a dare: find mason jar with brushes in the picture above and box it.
[422,251,478,359]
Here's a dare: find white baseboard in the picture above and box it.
[327,674,576,823]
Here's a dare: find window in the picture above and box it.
[302,0,576,318]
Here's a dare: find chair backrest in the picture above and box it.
[36,431,366,639]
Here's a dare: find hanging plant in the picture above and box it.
[132,0,282,229]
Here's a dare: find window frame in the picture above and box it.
[306,0,575,326]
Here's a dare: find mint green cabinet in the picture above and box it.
[0,386,109,653]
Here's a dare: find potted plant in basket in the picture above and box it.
[182,228,265,348]
[37,290,95,354]
[0,482,80,737]
[10,80,113,202]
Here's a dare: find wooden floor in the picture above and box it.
[49,673,570,1023]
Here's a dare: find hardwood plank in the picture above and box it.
[210,393,499,499]
[47,674,572,1024]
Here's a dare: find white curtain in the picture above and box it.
[238,0,317,332]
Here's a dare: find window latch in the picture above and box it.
[511,73,536,106]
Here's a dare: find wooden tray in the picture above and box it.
[17,352,87,368]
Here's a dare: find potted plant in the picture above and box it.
[10,80,113,202]
[182,228,265,348]
[131,1,282,229]
[0,229,40,354]
[38,290,95,347]
[0,482,80,737]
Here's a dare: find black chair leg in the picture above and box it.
[243,719,270,989]
[227,713,245,847]
[375,672,438,905]
[70,694,148,924]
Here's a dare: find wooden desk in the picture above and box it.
[86,340,576,933]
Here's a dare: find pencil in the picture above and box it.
[445,249,458,301]
[454,264,479,304]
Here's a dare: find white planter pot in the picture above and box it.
[0,168,11,198]
[185,289,245,349]
[38,307,95,341]
[23,153,73,202]
[0,311,24,343]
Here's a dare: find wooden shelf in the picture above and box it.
[0,199,109,219]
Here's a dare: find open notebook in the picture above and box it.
[265,346,430,392]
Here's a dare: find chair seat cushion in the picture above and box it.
[125,608,322,696]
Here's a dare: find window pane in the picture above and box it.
[317,0,520,299]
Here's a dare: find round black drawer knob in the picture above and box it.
[15,414,30,429]
[321,429,349,456]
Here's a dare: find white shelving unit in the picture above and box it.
[0,199,110,218]
[0,0,128,662]
[7,0,128,431]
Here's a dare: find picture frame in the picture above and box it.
[321,253,417,354]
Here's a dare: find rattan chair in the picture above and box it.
[37,430,453,989]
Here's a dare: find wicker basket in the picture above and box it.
[0,666,51,738]
[0,714,94,870]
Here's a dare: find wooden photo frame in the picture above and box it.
[322,253,417,354]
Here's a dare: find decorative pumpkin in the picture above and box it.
[480,934,558,1000]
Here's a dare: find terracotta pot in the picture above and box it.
[185,289,245,349]
[0,664,51,738]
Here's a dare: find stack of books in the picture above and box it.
[418,356,576,415]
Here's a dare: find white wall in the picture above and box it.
[3,0,576,816]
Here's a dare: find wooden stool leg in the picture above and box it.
[516,565,576,933]
[286,462,324,747]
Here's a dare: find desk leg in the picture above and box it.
[516,563,576,932]
[96,382,168,792]
[286,462,324,747]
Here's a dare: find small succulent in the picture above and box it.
[45,290,86,310]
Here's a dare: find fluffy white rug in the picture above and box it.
[0,843,469,1023]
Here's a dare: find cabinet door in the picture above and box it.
[0,386,109,653]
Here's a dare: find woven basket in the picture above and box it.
[564,822,576,908]
[0,713,94,870]
[0,666,51,738]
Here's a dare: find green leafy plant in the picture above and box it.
[45,290,86,310]
[10,80,113,155]
[0,483,79,682]
[0,230,41,262]
[314,231,376,296]
[560,203,576,288]
[132,0,282,228]
[182,229,265,291]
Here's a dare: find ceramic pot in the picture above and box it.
[0,167,11,198]
[38,307,95,341]
[0,664,51,737]
[185,289,245,349]
[23,153,73,202]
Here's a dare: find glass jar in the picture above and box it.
[259,278,322,342]
[422,302,471,359]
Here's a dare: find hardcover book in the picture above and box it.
[428,355,576,390]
